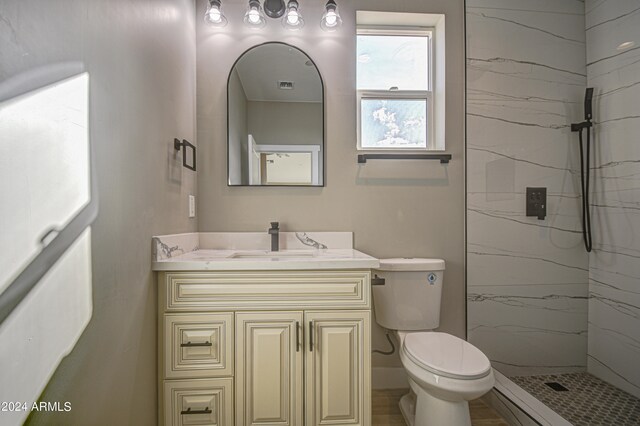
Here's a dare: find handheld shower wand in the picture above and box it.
[584,87,594,121]
[571,88,594,252]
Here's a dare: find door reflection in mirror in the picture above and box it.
[228,42,324,186]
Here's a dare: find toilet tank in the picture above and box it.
[372,258,445,331]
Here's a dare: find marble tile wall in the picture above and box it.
[466,0,590,376]
[585,0,640,399]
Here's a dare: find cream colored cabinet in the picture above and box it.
[163,313,234,379]
[159,270,372,426]
[235,311,370,426]
[164,378,234,426]
[305,311,371,426]
[235,312,304,426]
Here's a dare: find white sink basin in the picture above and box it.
[229,250,317,259]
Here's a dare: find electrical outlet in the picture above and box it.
[526,187,546,220]
[188,195,196,218]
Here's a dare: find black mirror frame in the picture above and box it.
[226,41,325,187]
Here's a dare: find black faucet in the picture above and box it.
[268,222,280,252]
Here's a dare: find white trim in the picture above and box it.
[247,135,261,185]
[356,11,444,28]
[252,144,321,153]
[357,26,433,37]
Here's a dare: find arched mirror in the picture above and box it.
[227,42,324,186]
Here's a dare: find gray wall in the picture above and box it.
[197,0,466,369]
[247,100,323,185]
[247,101,322,147]
[586,0,640,398]
[0,0,197,424]
[466,0,589,376]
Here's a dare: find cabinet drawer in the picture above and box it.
[164,313,234,379]
[161,271,371,312]
[164,378,233,426]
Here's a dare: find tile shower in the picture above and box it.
[466,0,640,424]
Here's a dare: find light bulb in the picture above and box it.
[325,11,337,27]
[248,9,260,24]
[287,11,299,25]
[282,0,304,30]
[204,0,227,27]
[321,0,342,32]
[244,0,266,28]
[208,9,221,23]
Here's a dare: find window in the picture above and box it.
[357,12,446,151]
[357,25,442,151]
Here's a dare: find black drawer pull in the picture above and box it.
[180,341,213,348]
[181,407,212,415]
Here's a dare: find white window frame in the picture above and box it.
[357,26,435,151]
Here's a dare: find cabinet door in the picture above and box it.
[164,378,233,426]
[236,312,304,426]
[305,311,371,426]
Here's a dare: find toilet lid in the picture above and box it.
[402,332,491,380]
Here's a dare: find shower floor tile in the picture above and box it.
[511,372,640,425]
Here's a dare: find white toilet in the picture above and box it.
[372,258,494,426]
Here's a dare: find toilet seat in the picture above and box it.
[402,332,491,380]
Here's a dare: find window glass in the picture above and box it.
[357,35,429,91]
[360,99,427,149]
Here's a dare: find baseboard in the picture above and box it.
[372,367,409,389]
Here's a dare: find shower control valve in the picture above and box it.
[526,187,547,220]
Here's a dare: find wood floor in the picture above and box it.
[372,389,508,426]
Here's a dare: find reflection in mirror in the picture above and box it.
[228,42,324,186]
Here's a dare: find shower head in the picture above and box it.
[584,88,594,121]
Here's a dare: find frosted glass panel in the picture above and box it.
[357,35,429,90]
[0,72,93,422]
[360,99,427,149]
[0,74,90,293]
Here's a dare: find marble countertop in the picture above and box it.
[152,248,379,271]
[151,232,379,271]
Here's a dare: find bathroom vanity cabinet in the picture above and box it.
[158,270,372,426]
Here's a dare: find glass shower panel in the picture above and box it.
[466,0,640,423]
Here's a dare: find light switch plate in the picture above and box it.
[188,195,196,218]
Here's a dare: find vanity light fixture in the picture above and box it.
[264,0,286,18]
[204,0,227,27]
[282,0,304,30]
[320,0,342,32]
[244,0,267,28]
[206,0,341,31]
